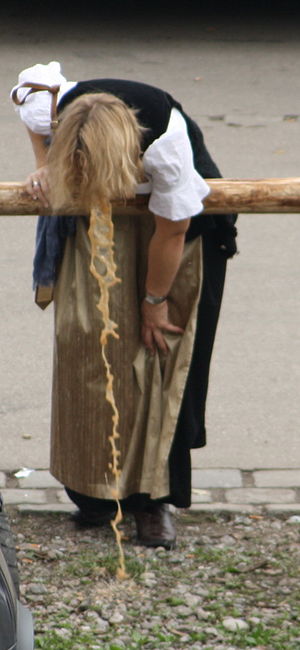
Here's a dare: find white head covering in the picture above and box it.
[10,61,76,135]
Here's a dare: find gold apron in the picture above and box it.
[50,213,203,500]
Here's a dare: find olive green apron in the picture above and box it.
[50,213,203,500]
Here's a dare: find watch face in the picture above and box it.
[145,294,167,304]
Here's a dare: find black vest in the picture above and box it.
[58,78,184,151]
[58,79,237,255]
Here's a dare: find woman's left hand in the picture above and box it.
[141,299,184,354]
[25,165,50,207]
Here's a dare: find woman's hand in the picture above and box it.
[141,299,184,354]
[25,166,50,207]
[141,214,190,353]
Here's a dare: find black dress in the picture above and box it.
[54,79,238,511]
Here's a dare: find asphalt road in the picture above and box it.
[0,2,299,472]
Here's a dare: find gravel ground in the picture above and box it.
[7,508,300,649]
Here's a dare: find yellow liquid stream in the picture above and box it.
[88,201,128,580]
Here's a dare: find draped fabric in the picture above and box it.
[50,213,203,501]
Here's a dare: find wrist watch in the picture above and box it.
[144,293,168,305]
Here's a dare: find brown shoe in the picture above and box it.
[71,508,116,527]
[134,504,176,550]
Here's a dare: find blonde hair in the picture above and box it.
[47,92,145,213]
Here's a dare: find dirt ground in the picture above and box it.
[7,507,300,649]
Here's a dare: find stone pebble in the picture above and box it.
[222,616,249,631]
[14,510,299,649]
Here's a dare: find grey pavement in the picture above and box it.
[1,469,300,514]
[0,3,299,506]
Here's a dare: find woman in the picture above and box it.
[11,61,237,549]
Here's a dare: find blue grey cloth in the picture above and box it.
[33,215,76,288]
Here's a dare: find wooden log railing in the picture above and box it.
[0,178,300,215]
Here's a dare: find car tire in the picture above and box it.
[0,500,20,597]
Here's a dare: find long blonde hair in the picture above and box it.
[47,92,145,213]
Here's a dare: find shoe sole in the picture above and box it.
[136,537,176,550]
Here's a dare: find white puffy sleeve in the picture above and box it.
[138,108,210,221]
[10,61,76,135]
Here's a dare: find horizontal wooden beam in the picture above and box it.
[0,178,300,216]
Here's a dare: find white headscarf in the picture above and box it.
[10,61,76,135]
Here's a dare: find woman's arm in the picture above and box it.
[25,128,50,207]
[141,215,191,354]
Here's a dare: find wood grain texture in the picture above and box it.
[1,178,300,215]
